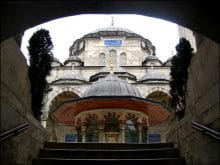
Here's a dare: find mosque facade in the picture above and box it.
[41,26,172,143]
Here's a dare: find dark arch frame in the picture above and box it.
[1,0,219,43]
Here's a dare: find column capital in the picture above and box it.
[81,125,87,131]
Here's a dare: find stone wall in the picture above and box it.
[166,35,219,165]
[0,38,49,165]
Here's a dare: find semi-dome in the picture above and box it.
[83,74,142,97]
[89,66,137,82]
[58,74,86,81]
[139,72,169,82]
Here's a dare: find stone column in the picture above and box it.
[81,125,87,143]
[40,110,48,128]
[137,123,142,143]
[98,122,105,143]
[120,123,125,143]
[41,120,47,128]
[73,127,78,143]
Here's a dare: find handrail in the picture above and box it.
[191,121,220,140]
[0,122,29,141]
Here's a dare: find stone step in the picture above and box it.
[44,142,174,150]
[39,148,179,159]
[33,158,186,165]
[34,142,185,165]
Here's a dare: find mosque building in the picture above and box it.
[41,24,173,143]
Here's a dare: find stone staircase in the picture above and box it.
[33,142,185,165]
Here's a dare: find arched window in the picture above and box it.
[120,53,127,66]
[99,53,106,66]
[109,50,117,67]
[150,62,154,67]
[104,113,120,132]
[86,118,99,142]
[125,120,137,143]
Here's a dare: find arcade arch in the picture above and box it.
[146,91,171,108]
[49,91,79,112]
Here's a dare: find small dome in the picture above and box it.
[143,55,161,61]
[52,57,61,63]
[64,56,84,66]
[83,74,141,97]
[163,56,173,66]
[51,57,62,66]
[142,55,162,66]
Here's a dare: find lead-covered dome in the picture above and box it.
[142,55,162,66]
[91,26,134,33]
[69,26,155,56]
[83,74,142,97]
[138,72,169,82]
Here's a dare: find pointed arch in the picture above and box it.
[146,89,171,108]
[120,52,127,66]
[42,87,82,121]
[109,49,117,67]
[99,53,106,65]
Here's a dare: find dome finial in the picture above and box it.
[111,16,114,26]
[109,60,114,74]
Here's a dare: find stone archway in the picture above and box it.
[1,1,219,43]
[42,90,80,142]
[145,87,170,98]
[42,87,82,121]
[49,91,79,112]
[1,1,219,164]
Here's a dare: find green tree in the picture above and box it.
[28,29,53,120]
[170,38,193,119]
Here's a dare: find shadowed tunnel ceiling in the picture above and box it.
[1,0,220,43]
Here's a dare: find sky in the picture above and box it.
[21,14,179,64]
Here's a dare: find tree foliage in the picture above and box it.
[28,29,53,120]
[170,38,193,117]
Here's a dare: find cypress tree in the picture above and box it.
[28,29,53,120]
[170,38,193,119]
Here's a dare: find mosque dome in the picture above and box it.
[84,26,141,38]
[83,74,142,97]
[91,26,134,33]
[69,26,155,56]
